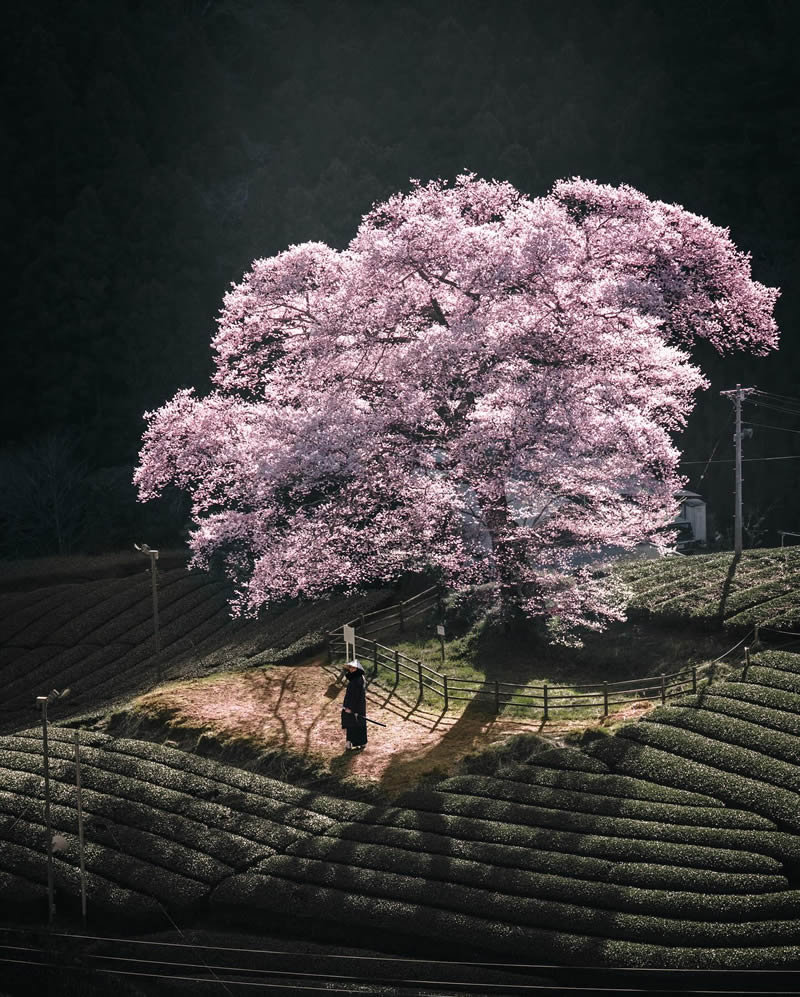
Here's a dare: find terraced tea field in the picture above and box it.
[0,563,393,732]
[1,647,799,968]
[616,546,800,632]
[2,550,800,973]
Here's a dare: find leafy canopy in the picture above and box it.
[135,175,778,633]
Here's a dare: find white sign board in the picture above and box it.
[436,624,445,637]
[343,624,356,660]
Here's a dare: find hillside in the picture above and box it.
[616,546,800,634]
[1,550,800,976]
[0,558,394,734]
[1,646,799,967]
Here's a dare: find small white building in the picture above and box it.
[674,489,707,547]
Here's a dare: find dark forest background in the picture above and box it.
[1,0,798,558]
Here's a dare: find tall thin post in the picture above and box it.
[74,731,87,924]
[720,385,753,557]
[443,675,449,711]
[37,697,55,924]
[603,681,609,717]
[660,673,667,705]
[543,683,549,721]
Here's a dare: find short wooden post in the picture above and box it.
[603,681,609,717]
[691,666,697,694]
[543,683,549,721]
[443,675,449,711]
[660,673,666,705]
[372,642,378,677]
[742,646,750,679]
[754,624,760,646]
[494,680,500,712]
[417,660,423,698]
[394,649,400,683]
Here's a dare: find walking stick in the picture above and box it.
[350,712,387,727]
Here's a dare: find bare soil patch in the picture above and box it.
[132,657,651,796]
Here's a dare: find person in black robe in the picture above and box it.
[341,659,368,751]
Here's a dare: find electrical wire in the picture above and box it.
[681,455,800,464]
[692,410,732,485]
[742,421,800,435]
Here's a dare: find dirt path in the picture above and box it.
[135,658,653,796]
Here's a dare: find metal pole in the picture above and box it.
[74,731,87,924]
[37,697,55,924]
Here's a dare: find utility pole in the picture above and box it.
[720,385,754,556]
[134,543,161,680]
[36,688,70,924]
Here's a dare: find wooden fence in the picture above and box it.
[337,585,441,639]
[327,629,710,720]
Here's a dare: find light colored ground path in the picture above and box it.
[134,658,654,796]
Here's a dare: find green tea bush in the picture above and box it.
[285,836,799,922]
[324,820,788,893]
[697,682,800,719]
[743,665,800,695]
[0,778,268,869]
[1,814,206,908]
[352,803,780,871]
[592,728,800,840]
[756,651,800,676]
[642,706,800,766]
[525,747,609,773]
[390,787,786,855]
[497,762,721,807]
[238,856,800,947]
[0,741,308,851]
[672,693,800,738]
[624,717,800,792]
[435,774,773,829]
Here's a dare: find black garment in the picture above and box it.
[341,670,367,747]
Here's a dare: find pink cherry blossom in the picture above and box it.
[135,175,779,636]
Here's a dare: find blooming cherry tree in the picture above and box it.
[135,175,779,633]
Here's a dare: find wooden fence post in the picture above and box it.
[443,675,449,711]
[754,625,760,647]
[417,660,423,699]
[494,681,500,712]
[691,666,697,694]
[543,683,548,721]
[742,646,750,679]
[394,649,400,684]
[372,642,378,677]
[398,602,405,632]
[660,673,666,705]
[603,681,609,717]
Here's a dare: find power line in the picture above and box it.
[743,421,800,436]
[681,455,800,465]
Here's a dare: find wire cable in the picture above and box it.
[742,421,800,435]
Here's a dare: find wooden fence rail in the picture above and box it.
[327,630,707,720]
[325,584,742,719]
